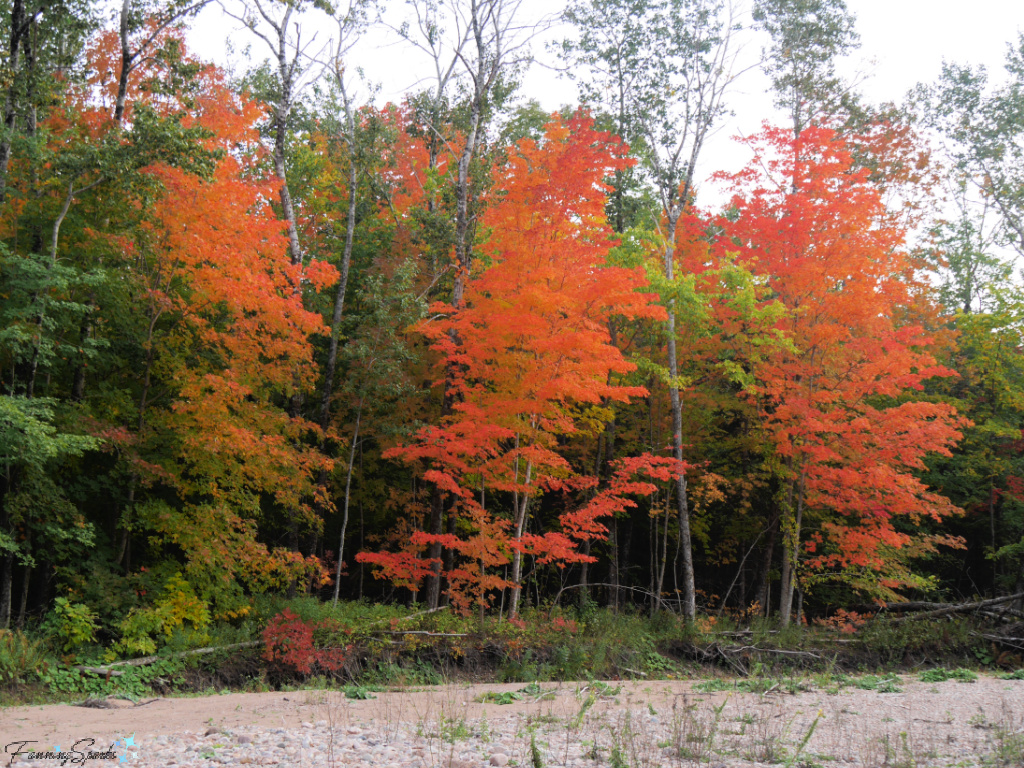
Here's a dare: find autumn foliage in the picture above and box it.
[2,4,1007,644]
[262,609,350,676]
[711,125,966,596]
[359,115,673,614]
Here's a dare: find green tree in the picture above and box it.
[0,394,96,626]
[329,260,426,604]
[752,0,859,137]
[915,33,1024,597]
[919,33,1024,260]
[561,0,737,618]
[0,6,218,629]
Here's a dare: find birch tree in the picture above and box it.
[561,0,738,618]
[392,0,535,609]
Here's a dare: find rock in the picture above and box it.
[490,754,510,766]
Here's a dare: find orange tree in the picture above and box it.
[82,35,336,616]
[358,114,674,616]
[714,124,966,614]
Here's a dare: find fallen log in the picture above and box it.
[720,645,823,660]
[875,601,949,612]
[973,632,1024,651]
[71,605,454,678]
[76,696,161,708]
[887,592,1024,623]
[718,630,781,637]
[369,605,449,626]
[73,641,261,677]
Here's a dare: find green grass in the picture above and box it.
[475,684,556,705]
[693,676,810,694]
[919,667,978,683]
[851,673,903,692]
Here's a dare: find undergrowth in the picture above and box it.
[1,600,1017,704]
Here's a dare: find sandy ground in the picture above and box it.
[2,676,1023,766]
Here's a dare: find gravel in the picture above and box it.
[7,677,1024,767]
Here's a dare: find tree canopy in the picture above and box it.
[2,0,1023,643]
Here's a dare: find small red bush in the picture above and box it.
[262,609,349,675]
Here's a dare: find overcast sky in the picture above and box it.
[189,0,1024,202]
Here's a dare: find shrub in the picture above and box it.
[113,573,211,657]
[0,631,51,686]
[262,609,350,677]
[43,597,99,653]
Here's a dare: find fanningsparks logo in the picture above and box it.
[4,733,138,765]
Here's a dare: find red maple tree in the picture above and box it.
[714,124,966,604]
[359,114,674,615]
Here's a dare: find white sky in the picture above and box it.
[188,0,1024,203]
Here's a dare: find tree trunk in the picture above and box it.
[779,467,806,626]
[0,553,12,629]
[0,0,27,203]
[114,0,132,122]
[316,82,359,439]
[509,459,533,618]
[478,562,486,626]
[653,495,670,615]
[119,311,157,566]
[621,510,633,608]
[331,401,362,606]
[25,179,80,398]
[443,501,456,607]
[579,539,591,606]
[991,483,998,587]
[358,464,365,601]
[16,563,30,629]
[425,487,444,609]
[648,497,656,599]
[754,510,779,617]
[71,310,93,402]
[316,89,361,573]
[425,43,487,610]
[269,5,301,269]
[739,556,747,611]
[663,210,696,619]
[608,518,620,611]
[778,485,796,624]
[581,425,609,606]
[0,459,10,629]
